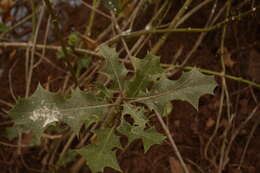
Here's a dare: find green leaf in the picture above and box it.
[5,127,18,140]
[0,24,9,32]
[76,128,122,173]
[118,119,165,152]
[61,88,106,134]
[9,85,64,144]
[59,150,77,167]
[137,127,165,152]
[98,45,128,91]
[95,83,113,102]
[122,103,148,128]
[68,32,80,46]
[9,85,108,144]
[126,53,163,97]
[118,104,165,152]
[139,68,217,113]
[79,56,92,68]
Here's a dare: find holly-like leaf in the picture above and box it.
[60,88,106,134]
[98,45,128,91]
[126,53,163,97]
[76,128,122,173]
[9,85,108,144]
[118,119,165,152]
[136,127,166,153]
[9,85,64,144]
[118,104,165,152]
[139,68,217,114]
[122,103,148,128]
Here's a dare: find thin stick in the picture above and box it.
[102,5,260,45]
[163,64,260,89]
[0,42,99,56]
[154,110,190,173]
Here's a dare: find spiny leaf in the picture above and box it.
[60,88,106,134]
[98,45,128,91]
[119,104,165,152]
[9,85,108,144]
[139,68,217,114]
[126,53,164,97]
[9,85,64,144]
[122,103,148,128]
[136,127,166,153]
[76,128,122,173]
[118,119,165,152]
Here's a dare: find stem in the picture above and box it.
[154,110,190,173]
[151,0,193,54]
[164,64,260,89]
[43,0,77,84]
[85,0,100,36]
[102,5,260,45]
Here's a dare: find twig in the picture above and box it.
[154,110,190,173]
[0,42,99,56]
[163,64,260,89]
[102,4,260,46]
[43,0,77,83]
[80,0,111,20]
[85,0,101,36]
[238,107,260,169]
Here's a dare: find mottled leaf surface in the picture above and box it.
[9,85,108,144]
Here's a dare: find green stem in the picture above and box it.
[85,0,100,36]
[103,4,260,45]
[151,0,193,54]
[164,64,260,89]
[43,0,77,84]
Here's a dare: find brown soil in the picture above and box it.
[0,1,259,173]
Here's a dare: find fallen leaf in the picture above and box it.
[220,47,236,68]
[206,118,215,129]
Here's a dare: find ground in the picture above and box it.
[0,0,259,173]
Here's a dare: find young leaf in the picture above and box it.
[126,53,164,97]
[76,128,122,173]
[98,45,128,91]
[139,68,217,114]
